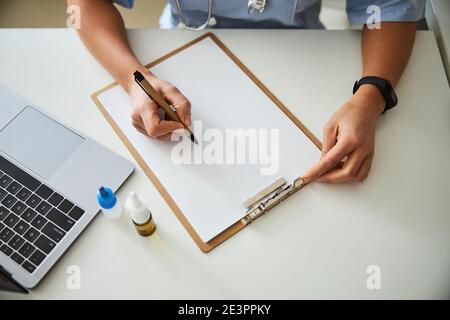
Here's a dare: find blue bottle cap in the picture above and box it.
[97,186,117,209]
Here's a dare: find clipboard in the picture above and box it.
[92,33,321,253]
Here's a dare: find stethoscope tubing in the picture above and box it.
[175,0,215,31]
[175,0,268,31]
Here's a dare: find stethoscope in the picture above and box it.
[175,0,268,31]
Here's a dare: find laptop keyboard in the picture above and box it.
[0,155,85,274]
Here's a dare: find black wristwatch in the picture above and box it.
[353,76,398,113]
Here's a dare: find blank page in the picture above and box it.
[97,36,319,242]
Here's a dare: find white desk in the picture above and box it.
[0,29,449,299]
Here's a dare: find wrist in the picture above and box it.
[352,84,386,116]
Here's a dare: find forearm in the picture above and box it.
[357,22,417,114]
[68,0,147,92]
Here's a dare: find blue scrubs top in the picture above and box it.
[114,0,425,29]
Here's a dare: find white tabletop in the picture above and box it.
[0,29,449,299]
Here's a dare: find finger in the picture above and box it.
[156,133,173,141]
[175,100,192,126]
[316,150,367,183]
[135,122,148,136]
[322,122,337,158]
[353,153,373,183]
[160,120,184,135]
[140,104,161,137]
[303,138,355,183]
[132,120,146,134]
[149,119,184,138]
[165,89,192,126]
[131,113,148,135]
[131,116,144,130]
[139,101,182,137]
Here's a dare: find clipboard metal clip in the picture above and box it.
[241,177,305,226]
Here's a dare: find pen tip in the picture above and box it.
[190,134,198,145]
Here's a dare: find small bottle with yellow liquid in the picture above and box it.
[124,191,156,236]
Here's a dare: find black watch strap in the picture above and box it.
[353,76,398,113]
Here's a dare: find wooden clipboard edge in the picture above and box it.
[91,32,320,253]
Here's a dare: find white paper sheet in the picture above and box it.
[97,36,320,242]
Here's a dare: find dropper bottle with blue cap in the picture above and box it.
[97,186,121,219]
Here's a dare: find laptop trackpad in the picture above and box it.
[0,106,84,180]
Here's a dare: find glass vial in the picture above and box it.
[125,191,156,236]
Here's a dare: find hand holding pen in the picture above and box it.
[129,70,194,142]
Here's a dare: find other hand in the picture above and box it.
[303,85,385,184]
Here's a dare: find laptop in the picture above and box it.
[0,86,134,293]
